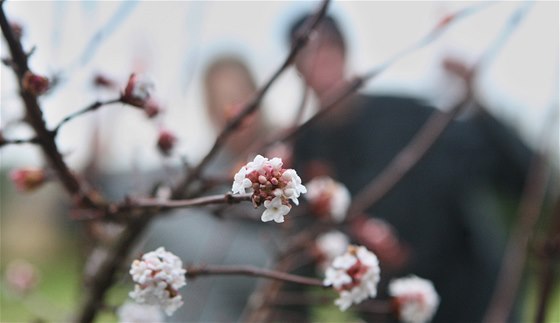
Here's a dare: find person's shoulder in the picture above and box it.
[357,93,436,120]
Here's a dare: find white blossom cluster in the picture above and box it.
[117,302,164,323]
[305,176,351,222]
[232,155,307,223]
[129,247,186,316]
[315,230,350,272]
[389,275,440,323]
[323,245,381,311]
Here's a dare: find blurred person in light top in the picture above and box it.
[146,55,277,322]
[288,13,531,322]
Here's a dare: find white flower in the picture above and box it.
[117,302,164,323]
[389,275,440,323]
[305,176,351,222]
[231,155,306,223]
[316,231,350,271]
[323,245,381,311]
[129,247,186,316]
[262,196,291,223]
[232,167,252,194]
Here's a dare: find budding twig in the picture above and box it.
[186,264,324,288]
[0,4,99,207]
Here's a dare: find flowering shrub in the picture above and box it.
[389,275,440,323]
[232,155,307,223]
[129,247,186,316]
[323,245,381,311]
[305,176,351,222]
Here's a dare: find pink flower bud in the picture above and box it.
[122,73,154,107]
[144,99,161,118]
[157,130,176,155]
[93,73,117,90]
[10,168,45,192]
[22,71,49,96]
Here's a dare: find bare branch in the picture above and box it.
[0,136,39,147]
[186,264,324,288]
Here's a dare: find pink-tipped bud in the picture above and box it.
[22,72,49,96]
[122,73,154,107]
[258,175,267,185]
[144,99,161,118]
[10,168,45,192]
[93,73,117,90]
[157,130,176,156]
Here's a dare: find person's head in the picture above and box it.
[288,14,347,98]
[204,56,258,128]
[203,55,262,154]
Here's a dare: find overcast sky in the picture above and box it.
[1,1,558,173]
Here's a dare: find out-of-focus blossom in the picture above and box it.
[144,98,162,118]
[389,275,440,323]
[231,155,306,223]
[323,245,380,311]
[22,71,49,96]
[93,73,118,90]
[351,217,409,269]
[4,259,39,295]
[305,176,351,222]
[117,301,164,323]
[129,247,186,316]
[315,230,350,271]
[10,168,45,192]
[157,130,177,156]
[122,73,154,107]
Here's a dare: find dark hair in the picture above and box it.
[287,14,346,53]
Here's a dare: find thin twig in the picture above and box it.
[186,264,324,287]
[104,193,252,219]
[171,0,331,199]
[51,98,122,136]
[0,136,39,147]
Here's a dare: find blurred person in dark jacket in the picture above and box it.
[287,14,531,322]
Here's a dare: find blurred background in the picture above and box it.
[1,1,558,322]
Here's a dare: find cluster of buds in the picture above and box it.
[22,71,49,96]
[10,168,46,192]
[323,245,380,311]
[232,155,307,223]
[157,129,177,156]
[117,302,164,323]
[122,73,162,118]
[389,275,440,323]
[314,230,349,272]
[129,247,186,316]
[305,176,351,222]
